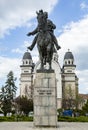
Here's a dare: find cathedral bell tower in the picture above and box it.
[20,51,34,99]
[62,49,78,109]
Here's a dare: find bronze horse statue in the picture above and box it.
[27,10,61,70]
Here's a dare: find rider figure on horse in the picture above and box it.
[27,9,61,51]
[27,10,61,70]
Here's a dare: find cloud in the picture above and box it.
[11,40,30,54]
[80,1,88,10]
[12,48,23,54]
[76,70,88,94]
[57,14,88,94]
[0,56,21,96]
[11,40,38,56]
[58,15,88,66]
[11,40,39,63]
[0,42,8,53]
[0,56,21,85]
[0,0,58,38]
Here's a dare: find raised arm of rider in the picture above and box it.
[27,27,38,36]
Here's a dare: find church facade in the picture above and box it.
[20,50,78,109]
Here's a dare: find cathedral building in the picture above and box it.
[20,50,78,109]
[62,50,79,109]
[20,51,34,99]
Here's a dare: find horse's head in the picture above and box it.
[36,10,47,30]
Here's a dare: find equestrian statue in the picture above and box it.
[27,10,61,70]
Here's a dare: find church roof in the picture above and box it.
[23,51,32,60]
[64,50,74,60]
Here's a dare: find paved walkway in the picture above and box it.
[0,122,88,130]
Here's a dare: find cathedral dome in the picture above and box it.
[23,51,32,60]
[64,50,74,60]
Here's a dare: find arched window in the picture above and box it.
[26,61,28,64]
[68,60,70,64]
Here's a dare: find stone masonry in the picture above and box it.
[33,71,57,127]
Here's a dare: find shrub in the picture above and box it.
[0,116,33,122]
[58,116,88,122]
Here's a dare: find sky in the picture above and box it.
[0,0,88,95]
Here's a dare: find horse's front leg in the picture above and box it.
[49,59,52,70]
[41,58,44,70]
[47,44,53,70]
[37,45,44,70]
[46,52,52,70]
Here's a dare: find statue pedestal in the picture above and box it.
[33,71,57,127]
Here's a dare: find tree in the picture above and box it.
[62,85,76,109]
[82,99,88,114]
[0,86,11,116]
[0,71,17,116]
[5,71,17,100]
[0,86,7,100]
[15,96,33,116]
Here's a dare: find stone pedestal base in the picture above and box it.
[34,71,57,127]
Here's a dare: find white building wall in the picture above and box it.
[20,64,33,98]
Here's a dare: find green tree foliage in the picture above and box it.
[0,71,17,116]
[5,71,17,100]
[15,96,33,116]
[0,86,8,116]
[1,99,12,116]
[0,86,7,100]
[82,99,88,114]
